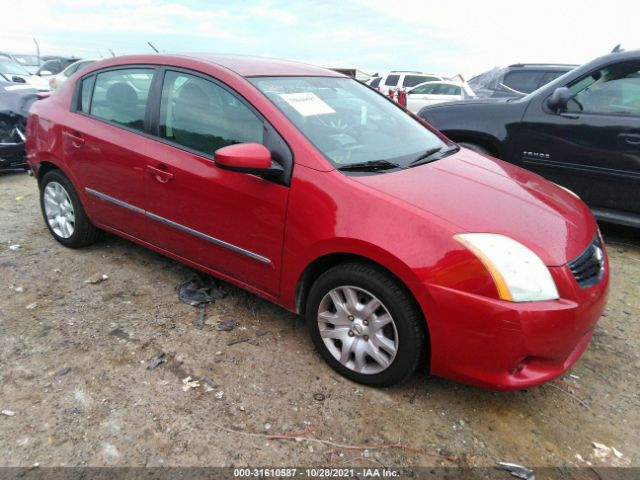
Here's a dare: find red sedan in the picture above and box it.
[26,54,609,390]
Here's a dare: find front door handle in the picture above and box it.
[619,133,640,146]
[145,164,174,183]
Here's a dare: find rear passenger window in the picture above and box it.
[89,68,154,132]
[384,75,399,86]
[159,71,264,155]
[370,77,381,88]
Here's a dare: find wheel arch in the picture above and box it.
[294,252,431,345]
[35,160,62,186]
[442,130,503,158]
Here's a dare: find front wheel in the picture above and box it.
[306,262,426,387]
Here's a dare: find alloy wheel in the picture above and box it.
[317,285,398,374]
[43,181,75,239]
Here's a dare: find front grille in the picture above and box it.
[568,234,605,288]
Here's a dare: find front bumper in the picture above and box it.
[424,261,609,391]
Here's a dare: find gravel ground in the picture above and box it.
[0,171,638,470]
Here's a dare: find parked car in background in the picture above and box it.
[0,52,42,74]
[36,57,80,77]
[1,82,39,170]
[27,54,608,391]
[368,71,445,94]
[48,59,96,90]
[405,81,475,112]
[419,49,640,228]
[469,63,576,98]
[0,58,49,90]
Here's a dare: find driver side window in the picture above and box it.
[567,62,640,116]
[159,71,264,156]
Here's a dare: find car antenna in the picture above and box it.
[108,48,116,57]
[611,44,623,53]
[148,42,159,53]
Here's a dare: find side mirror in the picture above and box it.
[39,70,53,77]
[215,143,283,179]
[11,76,26,83]
[548,87,570,112]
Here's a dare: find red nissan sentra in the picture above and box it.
[26,54,609,390]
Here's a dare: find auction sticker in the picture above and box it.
[279,92,336,116]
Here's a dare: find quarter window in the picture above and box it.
[369,77,381,88]
[79,75,96,113]
[88,68,154,131]
[159,71,264,155]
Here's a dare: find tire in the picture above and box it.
[458,142,491,155]
[39,169,100,248]
[306,262,426,387]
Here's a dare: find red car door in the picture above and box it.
[143,70,290,296]
[62,67,156,239]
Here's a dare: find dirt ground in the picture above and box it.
[1,171,638,470]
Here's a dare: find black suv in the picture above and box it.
[419,49,640,228]
[468,63,576,98]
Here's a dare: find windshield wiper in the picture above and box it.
[337,159,401,172]
[408,145,459,167]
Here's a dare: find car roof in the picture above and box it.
[93,53,344,78]
[508,63,578,69]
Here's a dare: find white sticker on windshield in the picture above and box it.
[279,92,335,116]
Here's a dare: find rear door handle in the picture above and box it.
[619,133,640,145]
[64,130,85,147]
[145,164,174,183]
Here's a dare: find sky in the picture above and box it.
[1,0,638,78]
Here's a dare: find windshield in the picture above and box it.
[0,59,30,76]
[249,76,447,168]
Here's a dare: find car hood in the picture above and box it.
[351,149,595,266]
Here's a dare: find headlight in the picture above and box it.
[454,233,559,302]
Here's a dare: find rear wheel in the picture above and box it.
[306,262,426,387]
[458,142,491,155]
[40,169,100,248]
